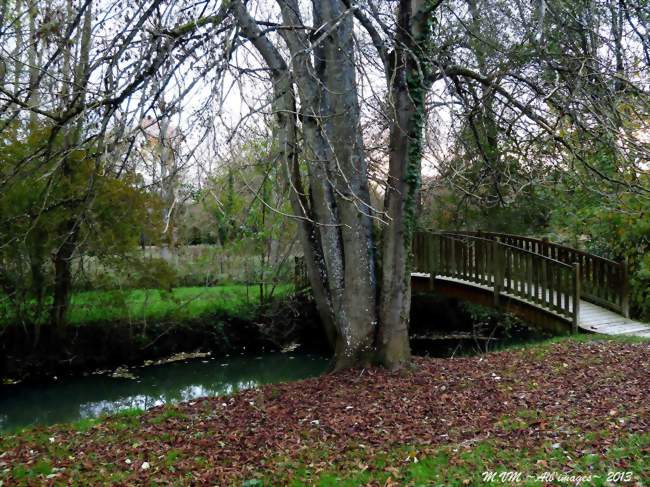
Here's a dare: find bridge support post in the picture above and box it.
[428,233,438,291]
[492,240,502,307]
[542,236,550,258]
[572,262,580,333]
[621,258,630,318]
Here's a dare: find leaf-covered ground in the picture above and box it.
[1,337,649,485]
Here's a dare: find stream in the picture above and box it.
[0,324,551,433]
[0,353,328,432]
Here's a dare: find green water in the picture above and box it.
[0,353,328,432]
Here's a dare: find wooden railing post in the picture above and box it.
[492,239,502,307]
[541,236,549,258]
[429,234,438,291]
[572,262,581,333]
[621,257,630,318]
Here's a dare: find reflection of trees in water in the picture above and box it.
[79,379,262,418]
[0,354,327,431]
[79,395,164,418]
[5,356,324,428]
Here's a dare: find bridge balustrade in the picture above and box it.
[436,231,629,317]
[413,232,581,330]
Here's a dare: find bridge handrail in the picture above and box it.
[437,232,572,268]
[413,231,581,330]
[439,230,621,265]
[434,230,629,317]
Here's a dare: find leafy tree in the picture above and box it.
[0,123,163,332]
[197,137,298,303]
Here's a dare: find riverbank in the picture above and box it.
[0,285,293,327]
[0,285,325,382]
[1,336,648,485]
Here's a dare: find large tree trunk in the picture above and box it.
[232,0,338,349]
[276,0,377,369]
[309,0,378,369]
[377,0,433,369]
[232,0,435,370]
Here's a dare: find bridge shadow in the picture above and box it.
[411,274,570,336]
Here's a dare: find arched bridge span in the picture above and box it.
[412,231,650,337]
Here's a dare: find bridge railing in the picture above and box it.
[413,232,580,330]
[438,231,629,317]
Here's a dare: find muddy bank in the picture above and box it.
[1,291,551,383]
[0,294,327,383]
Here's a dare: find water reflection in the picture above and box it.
[0,353,327,431]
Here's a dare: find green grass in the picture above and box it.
[67,284,293,324]
[1,284,293,326]
[2,408,144,436]
[487,331,650,355]
[262,433,650,486]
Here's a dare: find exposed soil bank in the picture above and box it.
[0,294,327,383]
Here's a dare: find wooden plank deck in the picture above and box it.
[413,273,650,338]
[578,301,650,337]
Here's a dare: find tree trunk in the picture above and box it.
[12,0,23,100]
[232,0,339,350]
[232,0,435,370]
[310,0,378,369]
[27,0,40,127]
[50,2,93,332]
[377,0,433,369]
[276,0,377,368]
[51,221,78,333]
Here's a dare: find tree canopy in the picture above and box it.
[1,0,648,367]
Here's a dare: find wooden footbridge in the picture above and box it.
[412,231,650,337]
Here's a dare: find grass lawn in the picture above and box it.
[1,335,648,485]
[1,284,294,326]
